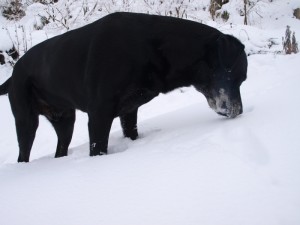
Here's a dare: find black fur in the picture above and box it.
[0,78,11,95]
[0,12,247,162]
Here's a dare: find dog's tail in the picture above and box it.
[0,77,11,95]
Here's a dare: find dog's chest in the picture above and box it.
[116,88,159,116]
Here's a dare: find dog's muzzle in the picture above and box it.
[208,88,243,118]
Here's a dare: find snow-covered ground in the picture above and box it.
[1,0,300,225]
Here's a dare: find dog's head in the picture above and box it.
[195,34,247,118]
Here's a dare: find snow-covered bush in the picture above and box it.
[220,10,229,21]
[209,0,229,20]
[1,0,25,20]
[35,0,101,30]
[282,25,299,54]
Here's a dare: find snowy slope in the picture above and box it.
[1,0,300,225]
[1,53,300,225]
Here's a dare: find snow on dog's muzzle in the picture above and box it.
[208,88,243,118]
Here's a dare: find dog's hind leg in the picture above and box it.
[120,109,138,140]
[47,109,76,158]
[15,113,39,163]
[9,90,39,163]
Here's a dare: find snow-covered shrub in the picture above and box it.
[144,0,189,18]
[217,0,267,25]
[209,0,222,20]
[292,33,299,54]
[220,10,229,21]
[166,0,188,18]
[1,0,25,20]
[282,26,298,54]
[209,0,229,20]
[242,0,264,25]
[34,15,49,30]
[36,0,101,30]
[38,1,74,30]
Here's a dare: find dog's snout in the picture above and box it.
[221,101,227,110]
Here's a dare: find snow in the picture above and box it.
[1,0,300,225]
[0,29,13,51]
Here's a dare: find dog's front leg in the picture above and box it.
[88,105,114,156]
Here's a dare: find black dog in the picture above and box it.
[0,12,247,162]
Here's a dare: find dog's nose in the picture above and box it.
[221,101,227,110]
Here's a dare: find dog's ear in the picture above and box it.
[217,34,245,72]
